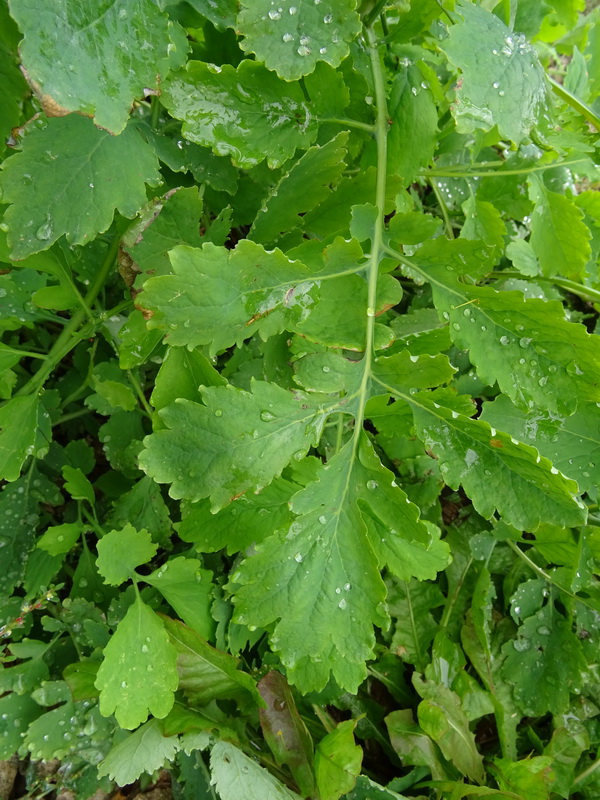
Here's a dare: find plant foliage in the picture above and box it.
[0,0,600,798]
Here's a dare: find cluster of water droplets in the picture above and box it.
[264,0,340,56]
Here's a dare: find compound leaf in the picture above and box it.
[10,0,186,134]
[237,0,361,82]
[95,594,178,729]
[161,60,318,168]
[441,1,550,143]
[0,116,161,259]
[233,434,448,692]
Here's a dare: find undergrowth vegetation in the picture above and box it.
[0,0,600,798]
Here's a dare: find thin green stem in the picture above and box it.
[151,95,161,129]
[334,412,345,455]
[421,158,588,179]
[14,235,120,399]
[127,369,154,418]
[429,178,454,238]
[350,26,389,444]
[574,754,600,786]
[319,117,376,134]
[549,76,600,132]
[494,270,600,303]
[52,407,94,428]
[363,0,388,27]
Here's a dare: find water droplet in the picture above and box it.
[268,9,281,19]
[411,86,418,96]
[282,32,293,42]
[214,408,223,417]
[318,515,327,525]
[452,322,461,331]
[121,681,127,688]
[338,598,347,610]
[493,81,500,89]
[366,307,375,317]
[141,644,149,653]
[294,553,303,563]
[344,582,351,590]
[499,335,510,345]
[323,13,333,22]
[260,410,275,421]
[289,5,297,13]
[292,450,304,461]
[297,45,311,56]
[499,90,505,96]
[537,626,550,636]
[322,365,331,373]
[319,46,327,54]
[366,480,378,491]
[513,638,530,652]
[35,216,53,241]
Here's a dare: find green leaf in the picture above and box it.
[123,186,204,290]
[37,522,82,556]
[441,1,550,143]
[528,174,592,280]
[408,394,585,531]
[314,719,362,800]
[150,347,226,417]
[387,64,438,185]
[0,4,29,155]
[210,740,302,800]
[96,524,158,586]
[237,0,361,82]
[490,756,554,800]
[140,241,321,356]
[61,465,94,505]
[0,393,39,480]
[0,117,161,259]
[162,615,262,707]
[10,0,187,134]
[140,380,329,510]
[233,434,449,692]
[97,719,181,786]
[161,60,318,168]
[0,693,40,760]
[95,594,178,729]
[250,132,349,245]
[258,671,316,798]
[186,0,236,29]
[0,472,60,596]
[388,579,445,672]
[414,675,485,783]
[421,262,600,415]
[501,601,587,716]
[108,476,173,545]
[481,395,600,495]
[145,558,215,640]
[385,709,448,781]
[178,477,296,554]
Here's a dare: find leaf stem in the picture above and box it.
[14,234,120,399]
[493,270,600,303]
[421,158,589,178]
[574,754,600,786]
[428,178,454,238]
[319,117,376,134]
[548,76,600,132]
[127,369,154,418]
